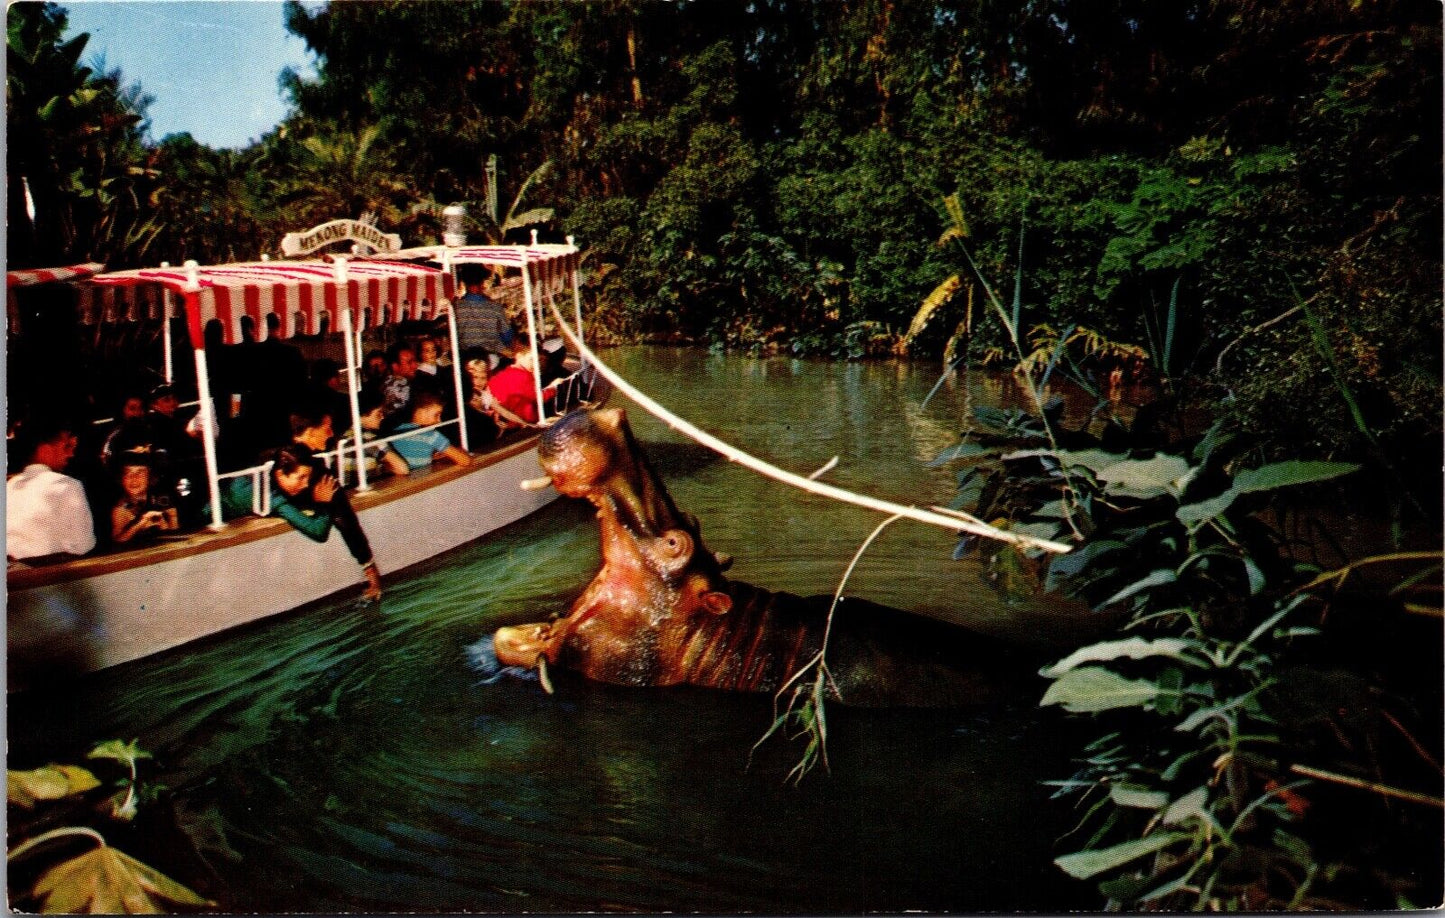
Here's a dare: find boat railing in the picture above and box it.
[331,417,462,488]
[92,399,202,427]
[216,460,276,517]
[549,365,599,413]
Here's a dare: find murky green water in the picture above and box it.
[9,347,1099,913]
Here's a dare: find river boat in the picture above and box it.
[6,224,603,688]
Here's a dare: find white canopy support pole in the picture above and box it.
[338,296,369,492]
[445,298,469,451]
[183,261,224,531]
[160,262,174,383]
[519,260,545,423]
[543,300,1073,555]
[566,236,585,369]
[163,316,174,383]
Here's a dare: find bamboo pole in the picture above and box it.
[544,301,1072,554]
[1290,764,1444,808]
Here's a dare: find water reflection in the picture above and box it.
[8,347,1094,913]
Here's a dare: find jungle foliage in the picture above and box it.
[9,0,1439,481]
[7,740,214,913]
[915,219,1443,909]
[7,3,1441,911]
[934,395,1443,910]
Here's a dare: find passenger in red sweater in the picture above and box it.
[486,333,556,426]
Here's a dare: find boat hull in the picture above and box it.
[7,436,556,689]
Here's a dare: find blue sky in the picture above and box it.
[60,1,317,149]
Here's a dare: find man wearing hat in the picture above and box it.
[139,384,202,520]
[450,265,513,358]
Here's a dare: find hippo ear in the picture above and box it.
[700,590,732,615]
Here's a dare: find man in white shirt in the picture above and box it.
[6,418,96,561]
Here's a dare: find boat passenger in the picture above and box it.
[97,391,147,469]
[307,358,352,435]
[486,333,556,426]
[6,417,96,563]
[362,350,388,387]
[432,328,453,370]
[451,265,513,357]
[459,348,503,445]
[538,337,578,416]
[131,384,204,511]
[389,392,473,470]
[339,386,411,479]
[539,337,568,387]
[109,455,178,546]
[243,313,308,451]
[219,444,383,600]
[416,337,440,377]
[381,342,419,424]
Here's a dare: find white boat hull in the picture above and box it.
[7,437,556,689]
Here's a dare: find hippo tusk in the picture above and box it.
[535,654,554,695]
[520,475,554,491]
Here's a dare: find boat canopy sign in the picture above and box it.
[82,258,454,345]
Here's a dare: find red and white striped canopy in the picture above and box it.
[7,263,107,334]
[392,244,580,301]
[7,263,106,288]
[82,258,455,345]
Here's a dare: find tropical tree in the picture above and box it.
[6,1,160,268]
[269,121,416,228]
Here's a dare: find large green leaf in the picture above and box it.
[1003,447,1121,475]
[1040,667,1164,713]
[1231,461,1358,495]
[1094,455,1191,499]
[928,440,993,466]
[1176,487,1240,525]
[1096,568,1177,610]
[30,845,214,913]
[1177,461,1359,526]
[8,765,102,807]
[1046,539,1126,591]
[1109,784,1170,809]
[1040,637,1200,679]
[1161,786,1211,826]
[86,740,150,769]
[1055,831,1190,880]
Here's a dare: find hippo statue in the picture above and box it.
[489,408,1026,707]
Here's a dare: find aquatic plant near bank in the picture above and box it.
[7,740,213,913]
[933,412,1443,909]
[753,513,906,783]
[921,201,1441,908]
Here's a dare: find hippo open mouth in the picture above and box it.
[490,408,1021,706]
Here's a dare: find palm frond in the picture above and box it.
[905,274,962,347]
